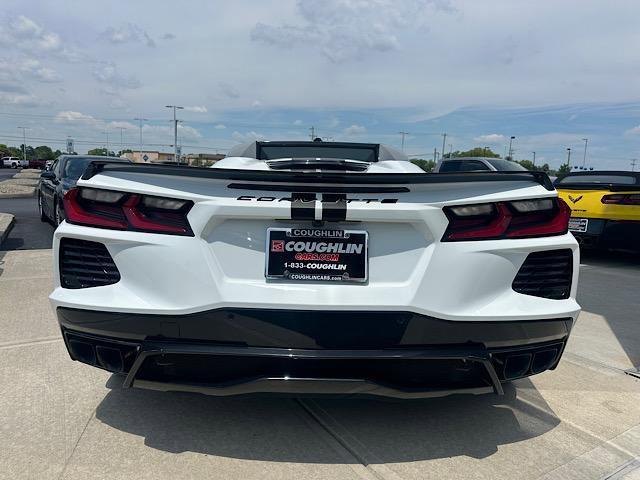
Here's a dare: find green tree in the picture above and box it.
[87,148,117,156]
[34,145,55,160]
[515,160,554,173]
[411,159,437,172]
[450,147,500,158]
[557,163,571,174]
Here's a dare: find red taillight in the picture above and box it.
[442,197,569,241]
[63,187,193,236]
[601,194,640,205]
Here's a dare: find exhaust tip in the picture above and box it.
[531,349,559,374]
[68,340,97,366]
[504,353,532,380]
[96,345,125,373]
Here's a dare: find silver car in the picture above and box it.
[433,157,527,173]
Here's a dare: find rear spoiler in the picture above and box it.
[554,183,640,192]
[82,161,555,191]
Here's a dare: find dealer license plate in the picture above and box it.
[265,228,368,282]
[568,217,588,233]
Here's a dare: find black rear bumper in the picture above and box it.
[57,307,573,399]
[572,219,640,250]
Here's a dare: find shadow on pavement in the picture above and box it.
[578,248,640,368]
[96,376,559,463]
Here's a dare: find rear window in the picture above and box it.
[257,144,378,162]
[558,174,637,185]
[439,160,490,172]
[486,159,527,171]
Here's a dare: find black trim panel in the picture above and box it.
[57,307,573,350]
[321,193,347,221]
[290,192,316,220]
[227,183,410,193]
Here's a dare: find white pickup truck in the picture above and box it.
[1,156,28,168]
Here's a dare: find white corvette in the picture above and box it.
[50,141,580,398]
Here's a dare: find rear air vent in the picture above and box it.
[512,249,573,300]
[60,238,120,289]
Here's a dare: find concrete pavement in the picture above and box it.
[0,248,639,480]
[0,197,54,250]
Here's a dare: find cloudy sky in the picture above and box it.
[0,0,639,168]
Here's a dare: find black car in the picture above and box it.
[38,155,131,226]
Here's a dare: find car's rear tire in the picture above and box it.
[55,199,65,226]
[38,193,48,222]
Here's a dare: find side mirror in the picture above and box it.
[40,171,55,179]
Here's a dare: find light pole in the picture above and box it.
[448,143,453,159]
[441,133,447,161]
[134,117,148,161]
[632,159,637,172]
[166,105,184,163]
[532,151,536,166]
[582,138,588,167]
[566,148,571,169]
[17,127,28,163]
[508,136,515,160]
[398,131,409,152]
[117,127,127,154]
[103,131,110,156]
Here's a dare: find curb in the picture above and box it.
[0,191,36,199]
[0,213,16,248]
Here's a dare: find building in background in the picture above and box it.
[122,151,225,166]
[183,153,225,167]
[122,151,176,163]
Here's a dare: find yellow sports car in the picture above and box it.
[554,171,640,250]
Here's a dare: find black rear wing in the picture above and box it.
[554,171,640,191]
[81,161,555,191]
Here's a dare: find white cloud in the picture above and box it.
[161,33,175,40]
[142,124,202,139]
[251,0,454,63]
[93,62,141,89]
[232,131,265,143]
[293,119,303,125]
[107,121,137,130]
[0,15,83,62]
[184,106,207,113]
[102,23,156,47]
[214,124,226,129]
[251,100,263,108]
[219,82,240,99]
[19,59,61,82]
[54,111,100,125]
[624,125,640,136]
[343,124,367,135]
[178,124,202,138]
[474,133,506,143]
[0,92,41,107]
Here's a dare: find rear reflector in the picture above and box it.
[64,187,193,235]
[443,197,570,241]
[601,194,640,205]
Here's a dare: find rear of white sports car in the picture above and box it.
[50,142,580,398]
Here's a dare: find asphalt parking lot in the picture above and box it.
[1,207,639,479]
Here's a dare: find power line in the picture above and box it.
[0,132,229,151]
